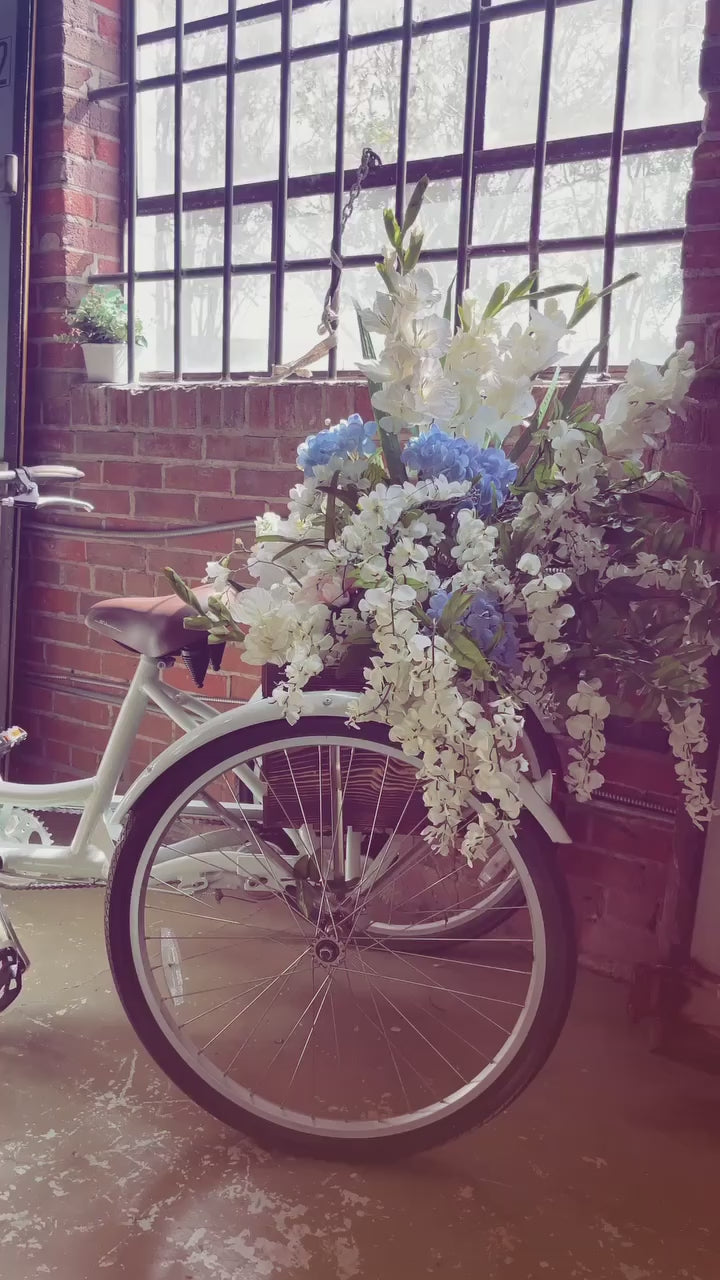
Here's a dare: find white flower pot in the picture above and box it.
[81,343,128,384]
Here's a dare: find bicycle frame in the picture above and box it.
[0,655,258,885]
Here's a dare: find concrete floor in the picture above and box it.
[1,888,718,1280]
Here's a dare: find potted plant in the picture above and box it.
[56,286,147,383]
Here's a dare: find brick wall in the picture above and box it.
[10,0,720,978]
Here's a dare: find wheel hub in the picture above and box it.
[315,937,343,965]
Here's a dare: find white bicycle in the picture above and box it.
[0,466,576,1160]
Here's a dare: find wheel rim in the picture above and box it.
[127,730,548,1141]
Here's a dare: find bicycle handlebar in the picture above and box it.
[0,465,94,514]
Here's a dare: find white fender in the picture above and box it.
[114,691,572,846]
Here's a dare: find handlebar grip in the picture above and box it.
[24,466,85,482]
[35,496,94,513]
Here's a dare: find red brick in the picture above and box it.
[44,640,104,676]
[196,495,263,524]
[61,561,92,588]
[40,341,84,369]
[81,487,131,516]
[34,187,95,220]
[682,271,720,315]
[164,464,233,494]
[75,429,134,456]
[31,249,94,278]
[96,196,120,227]
[198,386,225,429]
[134,490,196,521]
[151,388,175,429]
[104,460,162,488]
[123,570,154,596]
[205,433,275,463]
[85,540,147,570]
[175,389,198,429]
[32,586,82,616]
[97,11,120,41]
[93,135,120,167]
[137,432,203,459]
[235,466,297,498]
[92,565,124,594]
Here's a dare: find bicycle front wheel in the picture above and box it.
[106,717,575,1160]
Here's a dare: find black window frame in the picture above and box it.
[90,0,702,382]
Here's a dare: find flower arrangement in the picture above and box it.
[169,178,718,861]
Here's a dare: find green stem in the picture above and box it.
[379,426,407,484]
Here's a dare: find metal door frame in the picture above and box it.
[0,0,36,731]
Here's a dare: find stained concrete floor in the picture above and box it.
[1,887,718,1280]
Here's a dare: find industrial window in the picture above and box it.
[91,0,704,380]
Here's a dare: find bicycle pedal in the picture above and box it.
[0,726,27,758]
[0,946,25,1011]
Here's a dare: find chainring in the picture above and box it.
[0,806,52,846]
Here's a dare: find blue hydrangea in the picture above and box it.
[428,589,519,670]
[401,425,517,516]
[297,414,378,475]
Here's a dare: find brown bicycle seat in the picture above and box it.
[86,585,216,659]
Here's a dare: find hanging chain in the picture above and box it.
[319,147,383,338]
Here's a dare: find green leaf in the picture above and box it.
[354,301,377,362]
[443,275,457,323]
[592,272,639,302]
[401,175,429,235]
[183,614,212,630]
[164,567,206,616]
[537,366,562,427]
[324,469,340,543]
[446,628,492,679]
[482,281,510,320]
[558,341,603,418]
[403,227,424,273]
[383,207,402,249]
[439,589,473,629]
[505,272,538,304]
[526,284,581,301]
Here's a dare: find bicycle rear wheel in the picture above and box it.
[106,717,575,1160]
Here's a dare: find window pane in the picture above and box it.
[183,78,225,193]
[136,280,174,376]
[182,278,222,373]
[235,66,281,183]
[542,159,609,240]
[540,249,604,364]
[341,184,394,257]
[408,30,468,162]
[470,255,531,314]
[338,264,383,370]
[184,27,225,71]
[547,0,620,141]
[286,195,333,262]
[137,1,174,35]
[283,270,331,369]
[608,243,682,365]
[474,169,532,245]
[349,0,403,34]
[485,13,544,149]
[137,39,174,79]
[625,0,704,130]
[232,203,273,264]
[346,43,400,168]
[186,0,227,18]
[617,149,693,234]
[415,0,469,15]
[231,275,270,372]
[289,55,337,178]
[236,12,281,57]
[138,88,174,198]
[293,0,339,47]
[136,214,173,272]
